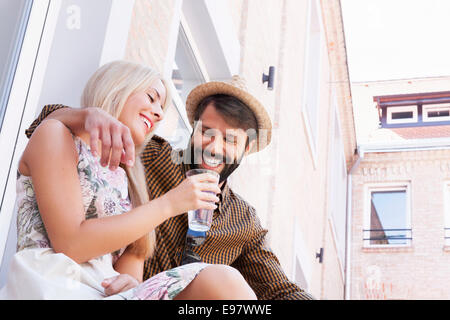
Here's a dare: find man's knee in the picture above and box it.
[200,264,256,299]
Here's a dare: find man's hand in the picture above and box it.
[47,107,135,170]
[82,108,135,170]
[101,274,140,296]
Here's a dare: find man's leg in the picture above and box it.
[174,264,257,300]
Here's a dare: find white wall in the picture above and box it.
[36,0,112,111]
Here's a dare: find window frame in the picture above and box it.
[157,9,214,147]
[363,182,412,248]
[422,103,450,123]
[386,105,418,125]
[0,0,60,265]
[327,91,347,274]
[0,0,33,132]
[301,0,324,168]
[171,12,210,130]
[291,216,312,291]
[443,181,450,246]
[161,0,241,149]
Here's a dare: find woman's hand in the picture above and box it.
[101,274,140,296]
[164,173,221,216]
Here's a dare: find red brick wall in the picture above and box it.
[351,149,450,299]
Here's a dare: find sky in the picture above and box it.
[341,0,450,82]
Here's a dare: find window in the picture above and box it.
[0,0,58,286]
[158,0,240,150]
[328,96,347,268]
[294,256,308,291]
[172,22,208,103]
[292,219,312,291]
[386,106,418,125]
[302,0,323,163]
[0,0,32,133]
[375,91,450,128]
[363,184,412,247]
[155,17,208,150]
[423,104,450,122]
[444,182,450,246]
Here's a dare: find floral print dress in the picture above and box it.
[0,136,208,300]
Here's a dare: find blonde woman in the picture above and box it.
[0,61,256,300]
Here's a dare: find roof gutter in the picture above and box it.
[359,138,450,154]
[344,147,363,300]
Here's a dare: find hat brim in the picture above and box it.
[185,81,272,154]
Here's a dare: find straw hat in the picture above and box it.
[185,75,272,154]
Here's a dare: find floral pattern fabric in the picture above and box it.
[123,262,209,300]
[8,136,208,300]
[16,136,131,262]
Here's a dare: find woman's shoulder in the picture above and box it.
[32,118,71,136]
[28,119,73,146]
[27,119,76,157]
[22,119,78,171]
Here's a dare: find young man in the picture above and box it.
[25,76,314,300]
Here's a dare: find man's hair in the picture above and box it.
[194,94,258,133]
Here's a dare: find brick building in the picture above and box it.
[0,0,356,299]
[349,76,450,299]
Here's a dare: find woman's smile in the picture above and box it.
[139,113,154,135]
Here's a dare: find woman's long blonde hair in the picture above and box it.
[80,60,172,259]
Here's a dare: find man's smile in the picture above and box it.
[201,154,223,169]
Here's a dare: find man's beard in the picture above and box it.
[188,143,244,184]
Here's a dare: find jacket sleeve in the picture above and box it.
[25,104,67,138]
[232,207,315,300]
